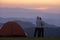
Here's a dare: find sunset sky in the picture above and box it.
[0,0,60,26]
[0,0,60,17]
[0,0,60,10]
[0,0,60,5]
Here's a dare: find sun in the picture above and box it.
[33,7,48,10]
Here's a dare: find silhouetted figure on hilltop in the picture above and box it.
[34,16,44,37]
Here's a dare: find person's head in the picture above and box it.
[37,16,39,20]
[39,17,42,20]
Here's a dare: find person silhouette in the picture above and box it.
[34,16,44,37]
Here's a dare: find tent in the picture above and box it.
[0,21,27,37]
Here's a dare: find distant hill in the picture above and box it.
[0,23,4,27]
[15,21,35,28]
[0,17,60,37]
[0,17,60,26]
[24,27,60,37]
[14,20,60,37]
[15,20,59,28]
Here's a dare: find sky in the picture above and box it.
[0,0,60,18]
[0,0,60,10]
[0,0,60,26]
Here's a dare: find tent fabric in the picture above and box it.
[0,21,26,37]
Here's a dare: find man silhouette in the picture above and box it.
[34,16,44,37]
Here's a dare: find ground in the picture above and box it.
[0,37,60,40]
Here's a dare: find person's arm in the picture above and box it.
[36,20,38,27]
[41,21,44,27]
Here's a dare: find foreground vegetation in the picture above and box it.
[0,37,60,40]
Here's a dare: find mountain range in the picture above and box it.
[0,17,60,37]
[0,8,60,26]
[0,17,60,26]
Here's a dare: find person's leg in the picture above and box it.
[34,28,37,37]
[38,28,41,37]
[41,28,44,37]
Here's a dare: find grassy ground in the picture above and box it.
[0,37,60,40]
